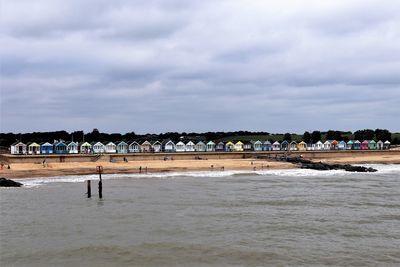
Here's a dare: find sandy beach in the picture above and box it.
[1,152,400,179]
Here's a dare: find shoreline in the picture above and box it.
[1,151,400,179]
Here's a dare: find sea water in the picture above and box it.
[1,165,399,266]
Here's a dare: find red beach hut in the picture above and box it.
[361,140,369,150]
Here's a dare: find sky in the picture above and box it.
[1,0,400,134]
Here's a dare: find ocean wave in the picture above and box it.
[15,164,400,187]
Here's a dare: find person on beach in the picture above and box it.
[0,162,4,170]
[42,159,46,168]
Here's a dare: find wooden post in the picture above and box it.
[87,180,91,198]
[96,166,103,199]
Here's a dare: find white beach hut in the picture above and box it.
[253,140,263,151]
[80,142,92,154]
[289,141,298,151]
[206,141,216,152]
[315,141,323,151]
[323,141,331,150]
[128,141,139,153]
[11,142,27,155]
[152,141,162,152]
[185,141,195,152]
[141,140,152,152]
[105,142,117,153]
[175,141,186,152]
[92,142,105,154]
[195,141,206,152]
[66,141,78,154]
[272,141,281,151]
[163,140,175,152]
[377,140,384,150]
[384,140,391,150]
[116,141,128,154]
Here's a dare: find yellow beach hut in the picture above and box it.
[234,141,244,152]
[27,142,41,154]
[297,141,307,151]
[225,141,234,152]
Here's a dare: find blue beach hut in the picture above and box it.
[54,141,67,154]
[281,140,289,151]
[40,142,53,154]
[338,141,347,150]
[263,141,272,151]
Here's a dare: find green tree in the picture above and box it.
[311,131,321,142]
[302,131,311,143]
[283,133,292,141]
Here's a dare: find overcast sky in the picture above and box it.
[1,0,399,134]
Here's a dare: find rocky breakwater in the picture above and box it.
[0,177,23,187]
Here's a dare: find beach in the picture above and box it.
[1,151,399,179]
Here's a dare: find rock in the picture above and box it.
[0,177,23,187]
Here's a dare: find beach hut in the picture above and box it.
[215,141,225,152]
[338,141,347,150]
[92,142,105,154]
[272,141,281,151]
[11,142,27,155]
[206,141,216,152]
[152,141,162,152]
[243,141,253,151]
[128,141,139,153]
[290,141,298,151]
[253,141,263,151]
[163,140,175,152]
[116,141,128,154]
[105,142,117,153]
[297,141,306,151]
[195,141,206,152]
[40,142,53,154]
[234,141,244,152]
[331,140,338,150]
[280,140,289,151]
[175,141,186,152]
[27,142,41,154]
[263,141,272,151]
[361,140,369,150]
[66,141,78,154]
[141,141,152,153]
[80,142,92,154]
[346,140,354,150]
[315,141,323,151]
[353,140,361,150]
[377,140,384,150]
[368,140,377,150]
[306,143,313,151]
[225,141,234,152]
[323,141,331,150]
[185,141,196,152]
[384,140,391,149]
[54,141,67,154]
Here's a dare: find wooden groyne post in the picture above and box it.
[87,180,91,198]
[96,165,103,199]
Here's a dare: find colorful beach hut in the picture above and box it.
[105,142,117,153]
[289,141,297,151]
[215,142,225,152]
[368,140,377,150]
[361,140,369,150]
[206,141,216,152]
[128,141,139,153]
[346,140,354,150]
[152,141,162,152]
[116,141,128,154]
[331,140,338,150]
[27,142,41,154]
[323,141,331,150]
[54,141,67,154]
[163,140,175,152]
[297,141,306,151]
[272,141,281,151]
[66,141,78,154]
[40,142,53,154]
[185,141,196,152]
[141,141,152,152]
[384,140,391,149]
[338,141,347,150]
[92,142,105,154]
[225,142,234,152]
[11,142,27,155]
[253,141,263,151]
[280,140,289,151]
[195,141,206,152]
[234,141,244,152]
[243,141,253,151]
[175,141,186,152]
[80,142,92,154]
[263,141,272,151]
[353,140,361,150]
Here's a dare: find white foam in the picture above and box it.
[15,164,400,187]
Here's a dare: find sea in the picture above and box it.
[1,165,399,267]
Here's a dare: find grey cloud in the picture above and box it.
[1,0,400,133]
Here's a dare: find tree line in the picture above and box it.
[0,128,397,148]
